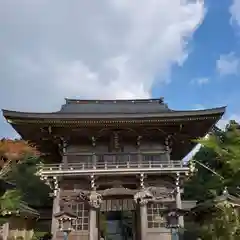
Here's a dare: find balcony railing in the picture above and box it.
[39,152,189,176]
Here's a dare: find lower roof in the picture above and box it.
[2,106,226,121]
[1,201,39,218]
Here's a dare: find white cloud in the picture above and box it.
[191,77,209,85]
[0,0,205,137]
[230,0,240,27]
[193,104,205,110]
[0,0,204,110]
[216,52,240,76]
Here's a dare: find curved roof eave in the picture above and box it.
[2,106,226,120]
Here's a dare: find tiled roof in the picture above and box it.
[1,201,39,218]
[60,98,170,114]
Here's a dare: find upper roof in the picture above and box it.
[2,98,226,121]
[61,98,170,113]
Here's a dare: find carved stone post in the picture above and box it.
[175,173,184,227]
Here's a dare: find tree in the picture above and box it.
[184,121,240,239]
[0,139,51,211]
[189,198,240,240]
[6,155,52,207]
[184,121,240,201]
[0,139,39,177]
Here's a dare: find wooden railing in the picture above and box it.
[40,160,184,171]
[40,152,187,172]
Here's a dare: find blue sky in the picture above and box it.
[0,0,240,139]
[154,0,240,116]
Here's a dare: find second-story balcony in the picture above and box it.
[39,152,189,177]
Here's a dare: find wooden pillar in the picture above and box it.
[137,136,142,165]
[175,173,184,227]
[165,135,172,163]
[61,138,68,168]
[92,137,97,168]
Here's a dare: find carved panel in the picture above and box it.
[67,145,93,153]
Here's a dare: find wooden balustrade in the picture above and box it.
[40,152,186,172]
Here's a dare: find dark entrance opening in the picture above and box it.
[100,211,135,240]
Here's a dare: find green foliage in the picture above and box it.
[31,232,51,240]
[184,121,240,239]
[184,122,240,201]
[5,156,52,207]
[0,144,51,217]
[0,189,21,212]
[199,122,240,175]
[184,145,224,201]
[199,202,240,240]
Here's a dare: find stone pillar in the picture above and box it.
[134,179,153,240]
[139,199,148,240]
[88,191,102,240]
[175,173,184,227]
[51,178,60,239]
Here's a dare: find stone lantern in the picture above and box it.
[54,210,77,240]
[167,210,179,229]
[166,210,180,240]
